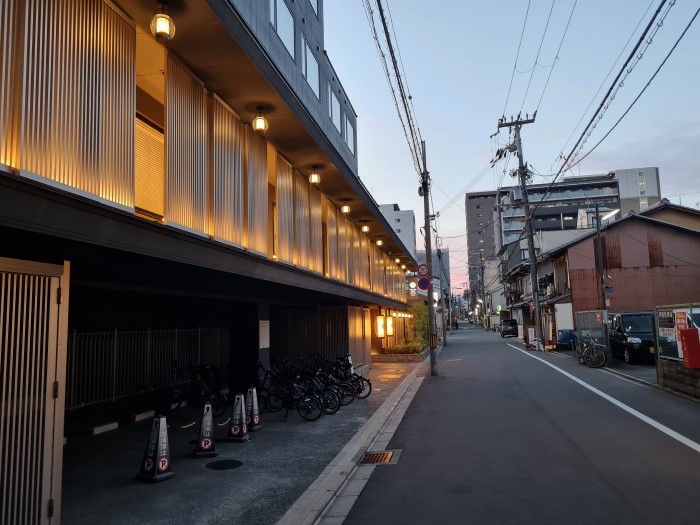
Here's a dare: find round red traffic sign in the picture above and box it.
[417,277,431,290]
[417,264,430,277]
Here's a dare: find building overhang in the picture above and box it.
[0,171,407,310]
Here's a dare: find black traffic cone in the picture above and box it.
[137,415,174,482]
[224,393,250,442]
[193,403,218,458]
[246,387,262,432]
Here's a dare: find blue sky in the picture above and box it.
[323,0,700,290]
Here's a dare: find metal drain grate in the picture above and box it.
[360,450,401,465]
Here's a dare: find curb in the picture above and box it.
[278,345,442,525]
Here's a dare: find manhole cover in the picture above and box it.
[206,460,243,471]
[360,450,401,465]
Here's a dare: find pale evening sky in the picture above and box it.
[323,0,700,291]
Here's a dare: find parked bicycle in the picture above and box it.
[578,338,607,368]
[170,360,228,418]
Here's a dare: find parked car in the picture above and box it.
[556,329,578,351]
[609,312,656,364]
[500,319,518,338]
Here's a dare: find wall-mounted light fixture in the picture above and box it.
[361,224,370,233]
[309,166,321,185]
[386,314,394,337]
[376,239,383,246]
[151,2,176,43]
[252,107,269,133]
[376,314,385,339]
[341,200,350,214]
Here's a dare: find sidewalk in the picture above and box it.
[60,357,433,524]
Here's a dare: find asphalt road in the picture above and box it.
[344,325,700,525]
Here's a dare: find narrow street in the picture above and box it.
[342,325,700,525]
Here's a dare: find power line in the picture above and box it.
[550,0,655,173]
[502,0,532,116]
[567,5,700,170]
[361,0,421,175]
[535,0,577,112]
[520,0,557,113]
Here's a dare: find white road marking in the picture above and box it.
[506,343,700,454]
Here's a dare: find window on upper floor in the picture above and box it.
[345,116,355,155]
[270,0,295,59]
[476,205,482,209]
[396,228,401,233]
[301,33,320,99]
[477,213,483,217]
[329,86,341,131]
[395,218,401,223]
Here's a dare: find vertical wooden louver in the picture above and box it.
[211,96,244,247]
[360,236,370,289]
[345,220,354,285]
[18,0,135,207]
[166,55,209,234]
[337,212,348,282]
[245,126,268,255]
[0,272,55,525]
[293,169,310,269]
[0,0,22,168]
[275,154,294,264]
[325,198,338,279]
[309,187,323,274]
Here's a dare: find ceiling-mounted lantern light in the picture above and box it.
[252,107,269,133]
[341,200,350,214]
[309,166,321,185]
[376,239,383,246]
[394,258,400,264]
[401,264,406,270]
[150,2,176,43]
[361,224,370,233]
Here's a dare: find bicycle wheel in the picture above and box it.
[265,387,285,413]
[335,382,355,405]
[320,389,341,415]
[584,347,606,368]
[297,395,323,421]
[353,377,372,399]
[210,393,228,418]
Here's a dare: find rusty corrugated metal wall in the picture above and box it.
[569,220,700,313]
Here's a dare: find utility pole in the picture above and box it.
[421,140,438,376]
[595,202,611,365]
[437,249,448,346]
[498,114,544,349]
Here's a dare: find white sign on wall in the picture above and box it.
[259,320,270,349]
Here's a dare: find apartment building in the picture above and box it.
[379,203,417,259]
[0,1,416,518]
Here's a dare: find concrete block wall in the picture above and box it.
[657,359,700,399]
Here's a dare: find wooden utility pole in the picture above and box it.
[497,114,544,349]
[595,202,612,364]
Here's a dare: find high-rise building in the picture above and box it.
[464,191,498,305]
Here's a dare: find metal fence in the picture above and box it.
[66,327,231,411]
[654,304,700,361]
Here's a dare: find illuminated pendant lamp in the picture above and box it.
[341,200,350,214]
[150,2,176,43]
[361,224,370,233]
[309,166,321,185]
[252,107,269,133]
